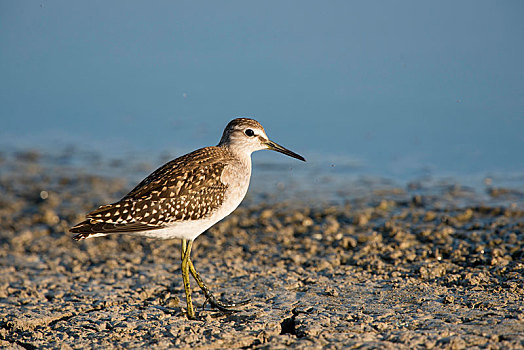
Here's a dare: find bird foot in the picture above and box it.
[202,293,250,312]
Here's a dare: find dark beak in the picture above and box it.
[265,140,306,162]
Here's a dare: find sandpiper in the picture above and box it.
[70,118,305,319]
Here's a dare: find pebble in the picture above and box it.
[0,150,523,349]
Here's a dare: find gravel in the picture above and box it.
[0,150,523,349]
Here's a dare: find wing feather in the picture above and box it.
[70,147,234,238]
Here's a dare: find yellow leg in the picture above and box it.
[181,239,196,319]
[188,259,211,296]
[179,239,250,318]
[188,250,250,312]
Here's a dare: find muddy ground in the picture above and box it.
[0,151,523,349]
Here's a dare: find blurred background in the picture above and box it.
[1,1,523,198]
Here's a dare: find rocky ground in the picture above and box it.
[0,150,523,349]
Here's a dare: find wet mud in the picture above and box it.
[0,151,523,349]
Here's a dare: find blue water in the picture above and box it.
[1,1,523,191]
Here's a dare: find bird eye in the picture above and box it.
[245,129,255,137]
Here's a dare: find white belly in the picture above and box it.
[126,216,227,240]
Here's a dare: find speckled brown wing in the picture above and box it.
[70,147,232,239]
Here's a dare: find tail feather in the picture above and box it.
[70,218,161,240]
[72,232,94,241]
[70,219,104,240]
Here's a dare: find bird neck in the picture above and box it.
[218,144,252,170]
